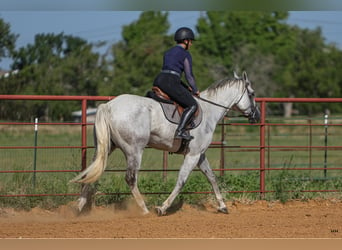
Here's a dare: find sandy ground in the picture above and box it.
[0,199,342,239]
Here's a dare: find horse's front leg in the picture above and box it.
[155,154,200,216]
[198,153,228,214]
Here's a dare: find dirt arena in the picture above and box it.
[0,199,342,238]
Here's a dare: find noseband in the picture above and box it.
[245,85,259,123]
[234,82,259,123]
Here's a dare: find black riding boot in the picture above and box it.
[175,105,197,141]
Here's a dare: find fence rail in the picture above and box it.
[1,95,342,199]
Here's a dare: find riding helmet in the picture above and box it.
[174,27,195,42]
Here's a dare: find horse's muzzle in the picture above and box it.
[248,106,260,124]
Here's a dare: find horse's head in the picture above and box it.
[234,71,260,123]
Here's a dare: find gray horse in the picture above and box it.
[71,71,260,216]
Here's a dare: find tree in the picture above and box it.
[276,26,342,114]
[109,11,171,96]
[10,33,105,97]
[194,11,291,96]
[0,33,108,121]
[195,11,342,116]
[0,18,18,66]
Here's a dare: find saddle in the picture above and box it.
[146,87,202,129]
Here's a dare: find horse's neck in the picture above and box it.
[200,85,241,122]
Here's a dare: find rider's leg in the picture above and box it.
[153,74,198,141]
[175,105,197,140]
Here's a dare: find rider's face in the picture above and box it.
[185,39,193,49]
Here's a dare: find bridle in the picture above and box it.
[194,81,251,112]
[242,82,260,123]
[195,80,259,123]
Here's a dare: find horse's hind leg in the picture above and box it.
[77,183,96,213]
[77,142,116,213]
[198,154,228,214]
[124,150,149,215]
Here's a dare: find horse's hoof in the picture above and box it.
[77,197,87,212]
[141,209,150,216]
[155,206,166,216]
[218,207,229,214]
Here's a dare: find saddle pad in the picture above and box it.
[159,102,203,129]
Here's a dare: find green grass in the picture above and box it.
[0,115,342,209]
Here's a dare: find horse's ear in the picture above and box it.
[242,71,248,82]
[233,71,240,79]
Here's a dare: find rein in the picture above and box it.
[195,86,248,111]
[195,95,231,110]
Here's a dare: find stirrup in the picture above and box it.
[175,130,194,141]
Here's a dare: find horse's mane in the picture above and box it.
[205,76,245,96]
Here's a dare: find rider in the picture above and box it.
[153,27,200,141]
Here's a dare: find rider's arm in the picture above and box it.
[184,57,199,95]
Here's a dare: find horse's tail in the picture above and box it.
[70,103,111,184]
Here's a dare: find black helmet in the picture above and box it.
[174,27,195,42]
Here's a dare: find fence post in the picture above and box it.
[33,117,38,189]
[81,99,87,171]
[220,119,226,176]
[324,113,328,178]
[308,118,312,171]
[259,101,266,199]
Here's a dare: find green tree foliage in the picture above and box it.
[10,33,103,96]
[272,26,342,114]
[0,32,107,121]
[195,11,291,96]
[108,11,172,95]
[194,11,342,115]
[0,18,18,64]
[277,27,342,98]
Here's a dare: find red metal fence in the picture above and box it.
[0,95,342,199]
